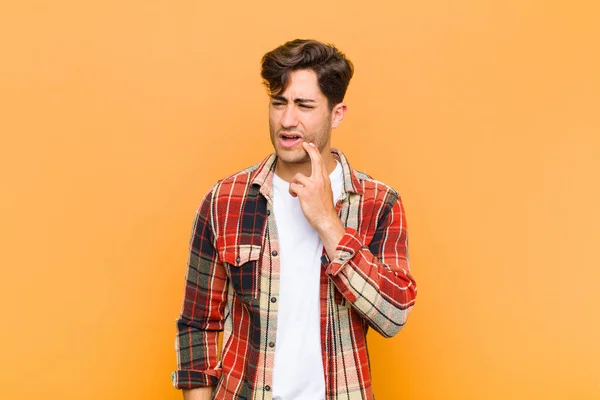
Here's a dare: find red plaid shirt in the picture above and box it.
[173,149,417,399]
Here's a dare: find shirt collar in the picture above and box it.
[250,148,364,198]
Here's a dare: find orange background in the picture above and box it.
[1,1,599,399]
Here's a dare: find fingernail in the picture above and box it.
[309,142,315,147]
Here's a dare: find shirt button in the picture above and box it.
[271,250,278,257]
[270,297,277,303]
[268,341,275,348]
[267,210,271,216]
[235,257,240,264]
[265,385,271,391]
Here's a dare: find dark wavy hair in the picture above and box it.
[260,39,354,110]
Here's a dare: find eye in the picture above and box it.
[299,104,314,109]
[271,102,285,107]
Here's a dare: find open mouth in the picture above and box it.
[279,133,303,148]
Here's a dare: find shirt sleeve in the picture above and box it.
[325,191,417,338]
[172,186,227,389]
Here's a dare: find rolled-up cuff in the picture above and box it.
[325,228,363,276]
[171,369,221,389]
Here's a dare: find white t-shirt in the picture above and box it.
[271,161,344,400]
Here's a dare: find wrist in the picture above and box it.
[317,213,346,260]
[316,213,344,235]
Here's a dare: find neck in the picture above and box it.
[275,149,337,182]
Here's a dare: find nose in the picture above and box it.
[280,104,299,129]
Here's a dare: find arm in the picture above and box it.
[322,192,417,338]
[172,187,227,391]
[289,142,416,338]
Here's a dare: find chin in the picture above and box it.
[276,149,309,164]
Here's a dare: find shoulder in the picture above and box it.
[334,148,401,205]
[353,168,401,205]
[216,162,262,190]
[202,160,264,203]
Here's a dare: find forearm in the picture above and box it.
[325,240,416,337]
[173,319,223,388]
[183,387,213,400]
[316,214,346,260]
[323,213,416,337]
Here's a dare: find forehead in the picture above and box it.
[279,69,325,99]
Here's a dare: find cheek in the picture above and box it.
[308,114,329,132]
[268,113,278,129]
[301,115,318,130]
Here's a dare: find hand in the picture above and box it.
[288,142,338,230]
[289,142,346,257]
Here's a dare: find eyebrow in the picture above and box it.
[271,95,317,104]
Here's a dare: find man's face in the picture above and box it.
[269,69,333,165]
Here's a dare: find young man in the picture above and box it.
[172,39,417,400]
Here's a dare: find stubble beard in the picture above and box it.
[269,121,332,165]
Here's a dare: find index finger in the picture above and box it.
[303,142,322,178]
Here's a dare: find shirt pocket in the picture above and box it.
[221,244,262,306]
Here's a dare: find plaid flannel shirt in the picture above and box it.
[172,149,417,399]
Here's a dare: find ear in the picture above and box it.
[331,102,347,128]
